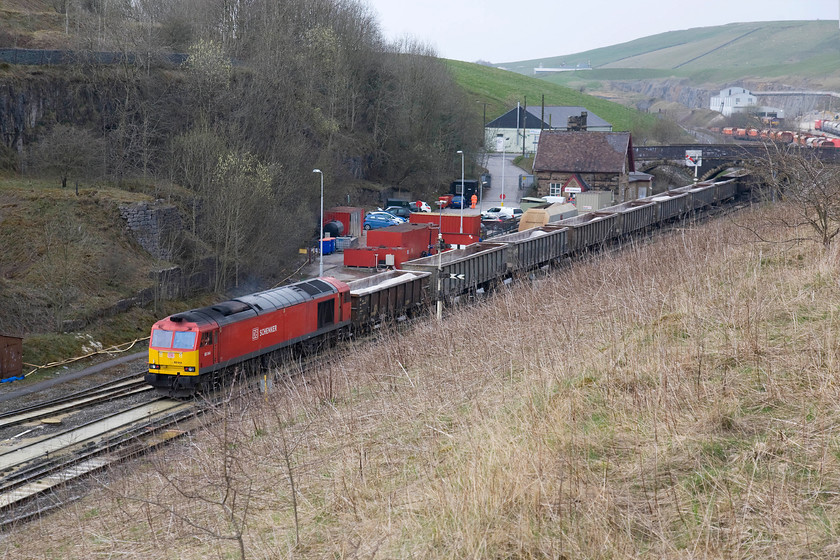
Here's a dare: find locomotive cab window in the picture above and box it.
[151,329,173,348]
[152,329,197,349]
[172,331,197,350]
[200,332,213,347]
[317,299,334,329]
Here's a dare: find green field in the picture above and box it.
[446,60,655,131]
[498,20,840,89]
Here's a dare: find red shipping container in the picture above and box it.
[442,232,480,247]
[366,223,437,259]
[409,212,481,236]
[325,207,364,238]
[344,247,412,268]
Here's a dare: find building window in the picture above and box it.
[549,183,563,196]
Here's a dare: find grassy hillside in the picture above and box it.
[501,20,840,89]
[10,202,840,558]
[446,59,656,131]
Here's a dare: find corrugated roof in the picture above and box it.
[533,131,633,173]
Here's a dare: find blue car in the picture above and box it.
[449,195,465,209]
[364,211,404,230]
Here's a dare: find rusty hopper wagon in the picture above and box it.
[673,182,717,211]
[599,199,658,235]
[554,211,621,254]
[649,190,690,222]
[489,226,569,273]
[346,270,430,330]
[402,242,508,300]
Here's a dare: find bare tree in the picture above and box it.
[750,145,840,248]
[27,124,104,189]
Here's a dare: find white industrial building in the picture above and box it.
[710,87,757,116]
[709,86,784,120]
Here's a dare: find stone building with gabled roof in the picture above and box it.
[532,131,641,202]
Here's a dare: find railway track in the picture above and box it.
[0,397,202,528]
[0,374,151,430]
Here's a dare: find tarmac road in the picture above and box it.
[479,152,528,211]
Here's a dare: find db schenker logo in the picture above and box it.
[252,325,278,340]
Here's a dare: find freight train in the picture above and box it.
[715,126,840,148]
[147,178,744,397]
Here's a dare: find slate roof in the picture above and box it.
[533,131,634,174]
[485,106,546,129]
[526,106,612,130]
[486,106,611,130]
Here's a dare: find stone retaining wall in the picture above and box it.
[119,201,182,260]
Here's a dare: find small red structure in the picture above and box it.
[344,246,412,268]
[409,212,481,236]
[366,223,437,259]
[441,232,480,247]
[325,207,364,238]
[0,334,23,378]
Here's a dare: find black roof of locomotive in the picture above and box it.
[169,279,337,328]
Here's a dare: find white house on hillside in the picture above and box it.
[710,87,757,117]
[710,86,785,120]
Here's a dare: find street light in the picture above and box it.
[312,169,324,277]
[456,150,464,234]
[501,137,509,207]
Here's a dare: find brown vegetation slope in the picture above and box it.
[4,202,840,557]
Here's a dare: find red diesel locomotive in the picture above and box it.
[147,277,351,397]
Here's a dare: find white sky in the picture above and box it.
[363,0,839,63]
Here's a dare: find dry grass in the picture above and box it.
[4,202,840,559]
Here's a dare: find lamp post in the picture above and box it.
[457,150,464,234]
[312,169,324,277]
[501,137,509,207]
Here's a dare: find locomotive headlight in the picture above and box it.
[184,366,196,372]
[149,363,161,370]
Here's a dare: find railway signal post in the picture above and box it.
[685,150,702,183]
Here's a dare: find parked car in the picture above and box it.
[364,211,404,230]
[449,195,465,209]
[384,206,412,220]
[409,201,432,213]
[480,214,518,235]
[481,207,523,220]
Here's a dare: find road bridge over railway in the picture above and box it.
[634,144,840,179]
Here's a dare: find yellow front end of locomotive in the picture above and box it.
[148,347,200,378]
